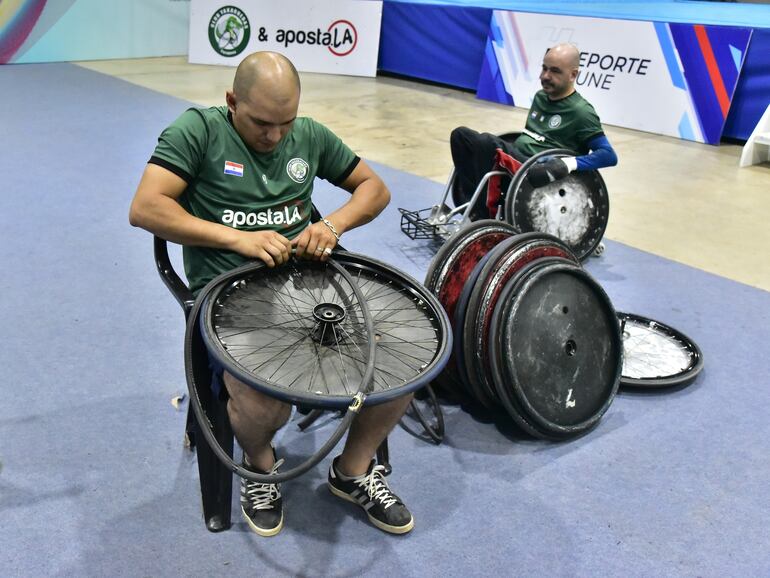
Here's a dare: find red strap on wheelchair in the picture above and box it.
[487,148,522,217]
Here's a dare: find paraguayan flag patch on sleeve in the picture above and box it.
[224,160,244,177]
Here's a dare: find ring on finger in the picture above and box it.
[323,247,332,256]
[315,247,324,253]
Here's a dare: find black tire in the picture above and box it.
[463,234,580,409]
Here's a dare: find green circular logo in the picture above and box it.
[287,158,309,183]
[209,6,251,57]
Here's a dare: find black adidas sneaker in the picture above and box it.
[328,456,414,534]
[241,457,284,537]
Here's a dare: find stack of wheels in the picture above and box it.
[425,221,623,440]
[503,149,609,262]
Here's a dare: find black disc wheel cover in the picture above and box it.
[463,234,580,410]
[487,259,575,439]
[200,252,452,409]
[617,311,704,389]
[496,262,622,437]
[503,149,609,261]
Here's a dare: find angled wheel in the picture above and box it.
[463,234,580,409]
[425,220,517,397]
[424,219,518,300]
[488,259,569,438]
[452,249,499,408]
[618,312,704,389]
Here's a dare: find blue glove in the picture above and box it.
[526,157,574,188]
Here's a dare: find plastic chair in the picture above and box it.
[154,234,234,532]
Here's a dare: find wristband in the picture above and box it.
[321,218,340,241]
[562,156,578,173]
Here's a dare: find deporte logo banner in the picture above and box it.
[476,11,752,144]
[189,0,382,77]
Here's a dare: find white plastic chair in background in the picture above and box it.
[739,103,770,168]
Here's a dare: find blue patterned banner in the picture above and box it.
[476,10,752,144]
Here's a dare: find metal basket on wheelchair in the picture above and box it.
[399,167,508,242]
[399,204,464,241]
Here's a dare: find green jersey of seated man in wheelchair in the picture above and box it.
[149,106,358,294]
[513,90,603,158]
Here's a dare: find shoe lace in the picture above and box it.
[358,464,397,510]
[244,458,284,510]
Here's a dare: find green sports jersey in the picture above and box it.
[150,106,358,294]
[514,90,603,157]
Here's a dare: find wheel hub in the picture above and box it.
[311,303,347,345]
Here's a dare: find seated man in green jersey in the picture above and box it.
[450,42,618,220]
[129,52,414,537]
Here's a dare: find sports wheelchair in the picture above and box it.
[399,133,609,261]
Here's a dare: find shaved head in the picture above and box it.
[233,51,301,104]
[540,43,580,99]
[546,43,580,71]
[226,51,301,153]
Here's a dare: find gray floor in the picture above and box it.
[2,63,769,577]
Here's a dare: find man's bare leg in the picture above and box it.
[222,371,292,471]
[336,393,414,477]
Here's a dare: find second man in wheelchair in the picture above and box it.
[450,42,618,220]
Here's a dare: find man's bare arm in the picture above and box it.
[129,163,291,266]
[291,159,391,260]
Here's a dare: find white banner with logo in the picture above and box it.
[189,0,382,76]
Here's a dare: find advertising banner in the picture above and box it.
[189,0,382,77]
[476,11,752,144]
[1,0,189,64]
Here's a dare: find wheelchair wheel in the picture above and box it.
[201,251,452,409]
[491,261,622,439]
[503,148,609,262]
[424,220,517,397]
[618,312,704,389]
[451,249,500,408]
[424,219,518,299]
[463,234,580,410]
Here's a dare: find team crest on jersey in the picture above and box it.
[286,158,309,183]
[224,160,244,177]
[549,115,562,128]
